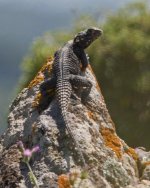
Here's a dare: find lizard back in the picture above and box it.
[53,40,81,113]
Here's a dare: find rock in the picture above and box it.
[0,60,150,187]
[135,147,150,181]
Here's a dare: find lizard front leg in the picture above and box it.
[69,74,92,103]
[77,49,89,73]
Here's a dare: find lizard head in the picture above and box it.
[73,27,102,49]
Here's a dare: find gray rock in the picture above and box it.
[135,147,150,181]
[0,61,150,188]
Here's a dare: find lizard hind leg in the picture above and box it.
[40,76,56,96]
[38,77,57,112]
[69,74,92,103]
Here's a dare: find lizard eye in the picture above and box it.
[74,36,80,43]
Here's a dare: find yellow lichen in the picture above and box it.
[100,127,122,158]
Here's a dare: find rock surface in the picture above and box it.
[0,60,150,188]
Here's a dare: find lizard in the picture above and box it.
[40,27,102,167]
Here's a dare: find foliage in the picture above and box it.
[19,1,150,148]
[90,1,150,148]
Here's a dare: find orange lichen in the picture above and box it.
[28,57,53,89]
[39,57,53,73]
[58,175,71,188]
[100,127,122,158]
[32,92,42,108]
[87,110,98,122]
[28,73,44,89]
[143,161,150,167]
[125,147,138,161]
[87,110,94,119]
[88,64,102,93]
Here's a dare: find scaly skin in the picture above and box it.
[40,27,102,167]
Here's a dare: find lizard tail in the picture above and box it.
[56,79,86,167]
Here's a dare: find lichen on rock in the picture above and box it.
[0,59,150,188]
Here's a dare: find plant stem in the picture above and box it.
[26,162,39,188]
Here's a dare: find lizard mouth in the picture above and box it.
[85,29,102,47]
[89,29,102,43]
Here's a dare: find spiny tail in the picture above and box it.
[56,64,86,166]
[62,110,86,167]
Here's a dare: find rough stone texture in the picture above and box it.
[0,60,150,188]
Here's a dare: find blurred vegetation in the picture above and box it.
[20,1,150,149]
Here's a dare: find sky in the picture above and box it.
[0,0,133,133]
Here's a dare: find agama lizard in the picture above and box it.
[40,27,102,167]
